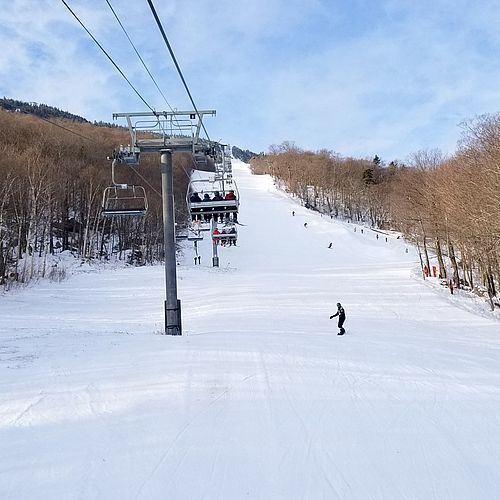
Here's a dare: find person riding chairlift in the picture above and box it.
[202,193,212,221]
[212,191,224,222]
[190,192,202,221]
[212,227,221,245]
[224,190,238,222]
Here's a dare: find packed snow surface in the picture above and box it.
[1,160,499,499]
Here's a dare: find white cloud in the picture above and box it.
[2,0,500,159]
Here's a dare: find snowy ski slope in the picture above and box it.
[1,160,499,499]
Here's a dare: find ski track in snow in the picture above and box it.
[1,160,499,499]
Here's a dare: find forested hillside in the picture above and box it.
[0,97,119,128]
[1,97,90,124]
[0,109,192,288]
[250,117,500,310]
[232,146,258,163]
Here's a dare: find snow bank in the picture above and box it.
[1,160,499,499]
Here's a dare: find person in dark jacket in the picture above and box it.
[190,192,202,221]
[212,191,224,222]
[201,193,212,221]
[330,302,346,335]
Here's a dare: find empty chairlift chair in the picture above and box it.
[101,159,148,217]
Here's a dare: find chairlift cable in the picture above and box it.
[131,167,162,199]
[33,111,191,207]
[104,0,181,129]
[132,164,196,224]
[145,0,211,142]
[60,0,156,113]
[88,1,210,175]
[58,1,214,226]
[25,111,99,144]
[25,114,164,207]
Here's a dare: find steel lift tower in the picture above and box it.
[113,109,216,335]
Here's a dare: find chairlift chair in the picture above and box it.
[212,223,238,245]
[186,178,240,224]
[101,185,148,217]
[101,158,148,217]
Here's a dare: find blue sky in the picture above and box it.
[1,0,500,162]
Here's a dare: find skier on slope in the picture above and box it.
[330,302,346,335]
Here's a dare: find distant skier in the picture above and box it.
[328,242,332,249]
[330,302,346,335]
[292,211,295,216]
[304,222,308,228]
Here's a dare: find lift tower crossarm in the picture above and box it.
[113,110,216,154]
[113,110,216,118]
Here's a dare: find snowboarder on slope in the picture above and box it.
[330,302,346,335]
